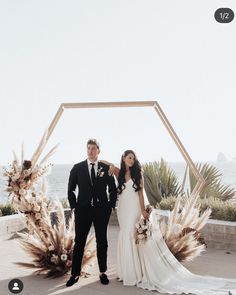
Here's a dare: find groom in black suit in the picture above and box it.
[66,139,117,287]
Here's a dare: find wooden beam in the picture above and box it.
[61,101,155,109]
[38,100,204,195]
[153,102,204,184]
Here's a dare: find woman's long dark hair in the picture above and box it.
[117,150,142,194]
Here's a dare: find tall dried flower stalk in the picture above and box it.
[159,194,211,262]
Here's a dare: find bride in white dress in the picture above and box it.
[103,150,236,295]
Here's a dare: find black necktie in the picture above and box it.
[90,163,96,185]
[90,163,97,206]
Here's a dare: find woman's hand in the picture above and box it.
[100,160,115,176]
[142,210,149,220]
[108,163,115,176]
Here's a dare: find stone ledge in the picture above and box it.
[0,214,26,235]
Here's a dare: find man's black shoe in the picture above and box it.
[66,276,79,287]
[99,273,109,285]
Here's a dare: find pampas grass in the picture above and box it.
[15,204,96,278]
[159,194,211,262]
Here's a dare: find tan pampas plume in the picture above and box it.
[21,142,24,166]
[31,129,48,167]
[39,143,60,166]
[160,194,211,262]
[12,150,19,165]
[165,196,182,239]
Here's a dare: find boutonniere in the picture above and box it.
[97,167,104,177]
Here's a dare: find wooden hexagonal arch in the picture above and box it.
[36,101,205,196]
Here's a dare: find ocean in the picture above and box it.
[1,162,236,204]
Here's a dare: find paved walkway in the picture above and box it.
[0,225,236,295]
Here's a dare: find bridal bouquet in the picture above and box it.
[135,205,153,244]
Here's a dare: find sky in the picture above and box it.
[0,0,236,165]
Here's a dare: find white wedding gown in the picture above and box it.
[117,179,236,295]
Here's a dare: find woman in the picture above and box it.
[102,150,236,294]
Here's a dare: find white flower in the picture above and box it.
[27,196,33,203]
[35,196,42,204]
[135,223,140,229]
[23,169,31,176]
[66,260,72,267]
[25,203,32,211]
[97,167,104,177]
[32,201,41,212]
[12,173,20,181]
[35,213,41,220]
[50,255,59,264]
[34,205,41,212]
[50,257,55,263]
[49,245,55,251]
[140,219,146,226]
[61,254,68,261]
[137,234,145,240]
[19,182,26,188]
[19,188,26,196]
[138,228,143,233]
[85,250,92,258]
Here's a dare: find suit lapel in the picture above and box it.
[94,161,101,186]
[83,160,92,187]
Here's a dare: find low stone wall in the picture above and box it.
[1,209,235,251]
[0,214,26,235]
[0,210,73,235]
[201,219,236,251]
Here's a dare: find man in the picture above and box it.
[66,139,117,287]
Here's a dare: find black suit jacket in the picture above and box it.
[68,160,117,209]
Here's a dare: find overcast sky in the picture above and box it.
[0,0,236,165]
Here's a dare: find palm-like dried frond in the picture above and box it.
[189,163,236,201]
[143,159,181,205]
[160,194,211,262]
[158,158,182,197]
[143,162,162,204]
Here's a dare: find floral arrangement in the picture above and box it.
[3,130,96,277]
[4,158,51,215]
[159,194,211,262]
[97,166,104,177]
[135,205,153,244]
